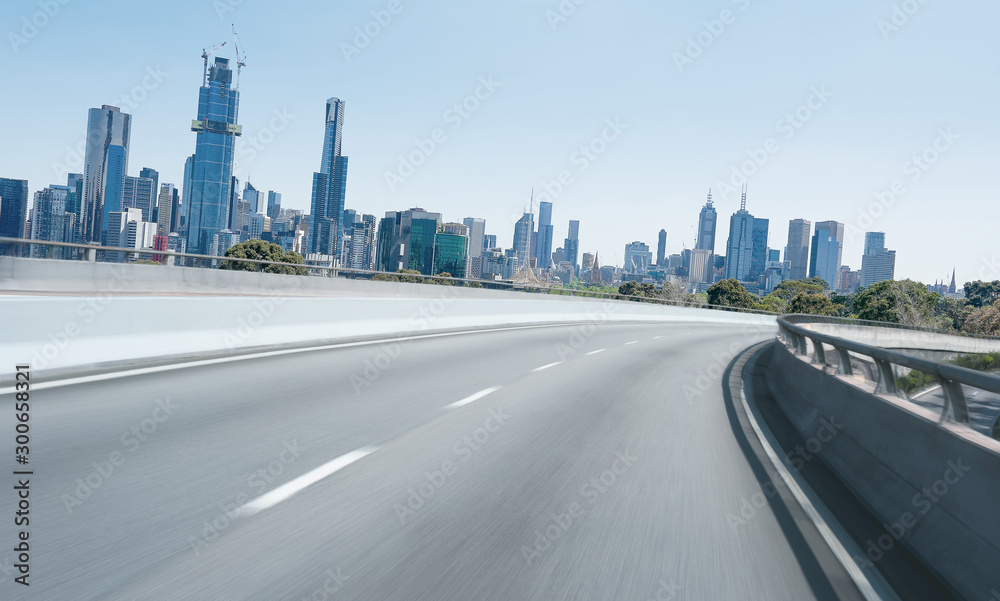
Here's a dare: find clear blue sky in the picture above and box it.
[2,0,998,284]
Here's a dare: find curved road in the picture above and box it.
[1,320,870,600]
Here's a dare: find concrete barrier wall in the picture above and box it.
[0,290,775,378]
[801,322,1000,354]
[765,343,1000,600]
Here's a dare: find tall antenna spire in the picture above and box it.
[707,188,713,206]
[740,184,748,211]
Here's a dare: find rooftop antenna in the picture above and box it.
[707,188,713,206]
[201,41,227,87]
[740,184,748,211]
[231,24,247,89]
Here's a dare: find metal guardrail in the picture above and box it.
[777,314,1000,427]
[0,236,779,315]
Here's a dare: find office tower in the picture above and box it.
[434,223,469,278]
[360,214,377,270]
[623,241,652,275]
[837,265,861,294]
[768,249,780,263]
[784,219,811,281]
[724,188,754,281]
[689,248,713,285]
[267,191,281,220]
[696,190,717,252]
[82,105,131,243]
[309,97,349,257]
[123,175,156,222]
[809,220,845,287]
[156,184,180,234]
[181,154,194,233]
[483,234,497,251]
[513,212,534,268]
[29,186,71,257]
[66,173,84,216]
[535,201,554,269]
[860,232,896,288]
[0,178,30,252]
[749,218,769,283]
[139,168,159,202]
[564,220,580,271]
[186,57,241,255]
[462,217,486,260]
[656,229,667,266]
[243,181,260,214]
[210,229,240,257]
[582,252,595,273]
[375,208,442,274]
[248,213,267,240]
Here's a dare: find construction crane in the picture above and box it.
[201,41,227,87]
[231,24,247,89]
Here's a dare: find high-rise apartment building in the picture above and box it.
[656,229,667,266]
[749,218,769,282]
[185,58,241,254]
[156,184,180,235]
[860,232,896,288]
[309,97,349,257]
[784,219,811,281]
[123,175,156,222]
[809,221,845,287]
[29,186,71,257]
[82,105,131,244]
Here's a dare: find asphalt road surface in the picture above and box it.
[1,320,880,600]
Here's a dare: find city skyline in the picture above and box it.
[1,0,997,283]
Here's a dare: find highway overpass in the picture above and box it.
[1,256,998,600]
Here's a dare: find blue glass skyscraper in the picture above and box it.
[186,57,241,255]
[82,105,131,244]
[309,97,349,257]
[724,190,754,282]
[0,178,29,253]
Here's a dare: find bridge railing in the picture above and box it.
[0,236,779,316]
[777,314,1000,428]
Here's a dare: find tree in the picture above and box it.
[756,293,788,314]
[788,292,840,316]
[964,280,1000,308]
[771,279,826,301]
[962,301,1000,336]
[707,279,758,309]
[852,280,937,326]
[934,296,973,331]
[220,240,307,275]
[618,281,657,301]
[803,276,831,290]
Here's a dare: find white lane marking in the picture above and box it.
[530,361,562,373]
[624,340,638,345]
[240,446,379,517]
[738,351,897,601]
[0,323,572,395]
[585,349,606,356]
[444,386,502,410]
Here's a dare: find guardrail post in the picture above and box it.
[810,337,826,365]
[874,359,898,394]
[795,333,808,355]
[165,251,175,267]
[84,247,96,262]
[835,345,854,375]
[939,378,970,424]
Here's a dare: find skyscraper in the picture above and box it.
[156,184,179,235]
[309,97,349,257]
[267,191,282,220]
[243,181,260,214]
[724,188,754,281]
[750,218,769,282]
[0,178,29,252]
[860,232,896,288]
[123,175,156,222]
[139,168,159,202]
[374,208,441,274]
[513,212,534,268]
[784,219,811,281]
[434,223,469,278]
[82,105,131,244]
[186,57,241,255]
[181,154,194,234]
[696,189,717,253]
[29,185,70,257]
[462,217,486,279]
[656,229,667,266]
[536,201,554,269]
[809,220,845,287]
[563,220,580,273]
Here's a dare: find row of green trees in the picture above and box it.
[705,277,1000,336]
